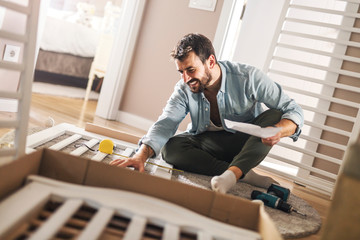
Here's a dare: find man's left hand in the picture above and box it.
[262,131,281,146]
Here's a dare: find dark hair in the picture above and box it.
[170,33,217,63]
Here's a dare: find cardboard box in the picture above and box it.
[0,148,282,240]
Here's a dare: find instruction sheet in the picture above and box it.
[224,119,281,139]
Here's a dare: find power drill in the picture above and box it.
[251,184,306,217]
[267,183,290,202]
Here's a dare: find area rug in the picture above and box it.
[171,171,321,239]
[32,82,99,100]
[1,129,322,239]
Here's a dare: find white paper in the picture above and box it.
[224,119,281,138]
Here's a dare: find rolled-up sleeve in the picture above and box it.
[250,68,304,141]
[139,82,189,156]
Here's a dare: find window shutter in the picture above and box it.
[261,0,360,195]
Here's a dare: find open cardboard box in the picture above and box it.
[0,148,282,240]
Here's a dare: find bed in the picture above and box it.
[34,6,108,90]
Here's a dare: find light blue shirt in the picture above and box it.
[140,61,304,156]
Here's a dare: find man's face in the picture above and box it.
[175,51,212,93]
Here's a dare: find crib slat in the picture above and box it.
[121,147,134,157]
[0,184,50,238]
[71,139,99,156]
[49,134,82,151]
[162,223,180,240]
[77,207,114,240]
[123,215,147,240]
[91,152,108,161]
[29,199,83,240]
[198,231,213,240]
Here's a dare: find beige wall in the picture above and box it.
[119,0,224,130]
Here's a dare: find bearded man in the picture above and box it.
[110,33,303,194]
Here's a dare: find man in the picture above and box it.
[110,33,303,194]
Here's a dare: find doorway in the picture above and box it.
[34,0,123,101]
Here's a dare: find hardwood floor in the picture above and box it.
[1,93,331,240]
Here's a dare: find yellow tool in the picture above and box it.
[98,139,183,172]
[99,139,114,154]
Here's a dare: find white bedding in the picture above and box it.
[40,9,102,58]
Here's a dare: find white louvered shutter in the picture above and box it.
[260,0,360,195]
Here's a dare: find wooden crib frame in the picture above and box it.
[0,175,261,240]
[25,123,173,179]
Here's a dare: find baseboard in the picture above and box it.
[116,111,154,132]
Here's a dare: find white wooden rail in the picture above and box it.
[25,123,173,179]
[0,175,261,240]
[0,1,41,161]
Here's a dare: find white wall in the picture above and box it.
[232,0,286,71]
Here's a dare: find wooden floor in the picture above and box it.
[1,93,331,240]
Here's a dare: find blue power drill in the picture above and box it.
[251,184,306,216]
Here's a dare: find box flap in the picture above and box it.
[209,192,259,231]
[39,149,89,185]
[84,160,215,216]
[0,149,282,239]
[0,150,42,201]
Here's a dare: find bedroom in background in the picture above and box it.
[32,0,123,101]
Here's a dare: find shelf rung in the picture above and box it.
[0,1,31,15]
[0,148,17,157]
[0,31,28,43]
[0,61,25,71]
[0,91,21,100]
[0,120,19,128]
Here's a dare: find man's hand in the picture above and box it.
[109,155,146,172]
[262,131,281,146]
[109,144,154,173]
[261,118,297,146]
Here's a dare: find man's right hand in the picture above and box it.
[109,144,154,173]
[109,155,147,172]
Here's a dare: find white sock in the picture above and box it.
[240,169,279,189]
[211,170,237,194]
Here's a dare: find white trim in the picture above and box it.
[116,110,154,132]
[263,0,290,73]
[95,0,146,120]
[213,0,236,57]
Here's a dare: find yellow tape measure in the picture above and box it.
[98,139,114,154]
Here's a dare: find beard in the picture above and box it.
[187,68,212,93]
